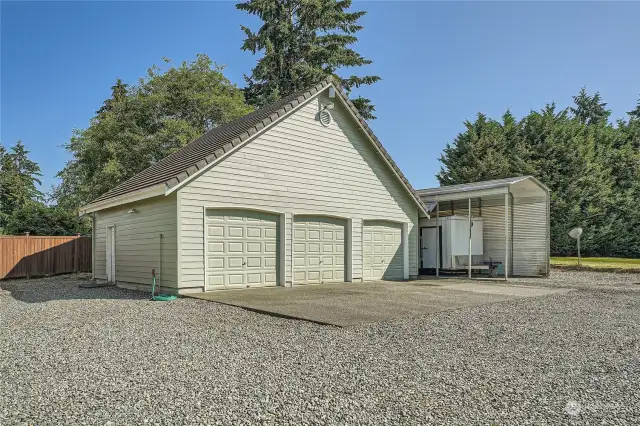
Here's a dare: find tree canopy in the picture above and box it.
[54,55,252,210]
[0,141,86,235]
[439,90,640,257]
[0,141,43,229]
[237,0,380,119]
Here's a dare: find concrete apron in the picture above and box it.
[186,280,571,327]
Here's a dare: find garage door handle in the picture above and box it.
[382,259,386,263]
[242,261,246,265]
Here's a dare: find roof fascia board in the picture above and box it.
[515,176,550,193]
[330,83,429,217]
[80,183,166,215]
[164,85,329,196]
[420,186,508,202]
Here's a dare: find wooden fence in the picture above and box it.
[0,235,91,280]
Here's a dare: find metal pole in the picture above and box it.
[504,192,509,280]
[468,198,472,279]
[159,233,164,290]
[436,201,440,278]
[577,236,581,266]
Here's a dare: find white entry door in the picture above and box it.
[106,225,116,282]
[363,221,403,280]
[293,216,346,284]
[206,209,279,290]
[421,227,438,269]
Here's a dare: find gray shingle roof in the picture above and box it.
[416,176,534,197]
[88,77,427,214]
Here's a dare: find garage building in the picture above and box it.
[81,78,429,293]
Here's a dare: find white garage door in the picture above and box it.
[206,209,279,290]
[363,221,403,280]
[293,216,346,284]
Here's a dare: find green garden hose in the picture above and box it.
[150,269,176,301]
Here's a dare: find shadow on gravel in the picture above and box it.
[0,274,148,303]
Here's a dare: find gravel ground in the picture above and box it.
[1,271,639,425]
[513,269,640,290]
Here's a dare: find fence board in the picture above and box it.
[0,236,92,279]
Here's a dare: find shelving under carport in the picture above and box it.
[416,176,550,280]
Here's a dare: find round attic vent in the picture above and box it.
[319,109,332,127]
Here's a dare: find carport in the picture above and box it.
[416,176,550,279]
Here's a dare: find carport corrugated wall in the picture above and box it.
[481,198,512,276]
[512,196,548,276]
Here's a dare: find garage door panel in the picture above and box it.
[208,225,224,237]
[228,257,243,268]
[363,221,403,281]
[205,209,279,290]
[209,258,224,269]
[293,216,346,284]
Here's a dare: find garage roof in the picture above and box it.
[83,77,428,215]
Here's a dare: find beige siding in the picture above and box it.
[94,194,177,288]
[512,196,548,276]
[481,200,512,274]
[178,92,419,289]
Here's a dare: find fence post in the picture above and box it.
[25,232,30,279]
[74,234,80,274]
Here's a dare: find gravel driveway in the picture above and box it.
[1,271,639,425]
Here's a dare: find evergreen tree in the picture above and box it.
[570,87,611,126]
[237,0,380,119]
[0,141,44,232]
[96,78,128,117]
[628,97,640,121]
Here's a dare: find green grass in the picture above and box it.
[551,257,640,270]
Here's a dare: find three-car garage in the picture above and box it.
[204,209,411,290]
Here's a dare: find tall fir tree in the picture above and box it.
[0,141,44,232]
[570,87,611,126]
[96,78,129,117]
[237,0,380,119]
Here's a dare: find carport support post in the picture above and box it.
[468,198,472,279]
[504,191,509,281]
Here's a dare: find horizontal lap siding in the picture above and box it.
[94,194,177,287]
[179,92,418,288]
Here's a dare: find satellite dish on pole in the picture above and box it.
[568,227,583,265]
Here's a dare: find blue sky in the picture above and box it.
[2,1,639,193]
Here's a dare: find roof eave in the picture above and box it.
[79,183,166,215]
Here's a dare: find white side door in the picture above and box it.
[421,227,437,269]
[293,216,346,284]
[206,209,279,290]
[106,225,115,282]
[363,221,403,280]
